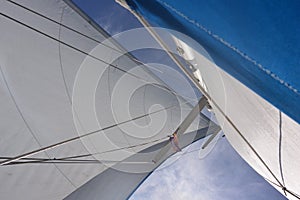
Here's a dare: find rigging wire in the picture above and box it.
[0,99,192,166]
[0,9,201,166]
[5,0,179,77]
[266,177,300,199]
[1,3,296,198]
[1,136,168,165]
[0,8,281,186]
[0,5,283,189]
[0,137,216,166]
[4,0,198,103]
[0,11,196,104]
[0,7,201,164]
[0,12,140,81]
[129,9,298,197]
[0,146,200,165]
[6,0,128,58]
[0,5,203,166]
[1,131,225,166]
[6,160,154,165]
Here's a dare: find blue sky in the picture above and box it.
[73,1,286,199]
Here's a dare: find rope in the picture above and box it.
[0,100,189,166]
[129,8,294,196]
[1,136,168,165]
[0,11,197,105]
[2,3,296,197]
[1,133,223,166]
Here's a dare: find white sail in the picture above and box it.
[191,48,300,200]
[0,0,219,199]
[145,29,300,199]
[116,1,300,199]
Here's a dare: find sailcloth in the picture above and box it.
[119,0,300,199]
[122,0,300,124]
[0,0,220,199]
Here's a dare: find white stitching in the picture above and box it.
[157,0,299,95]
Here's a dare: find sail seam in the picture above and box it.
[107,64,135,152]
[157,0,299,96]
[4,0,198,104]
[278,111,286,192]
[55,7,81,188]
[58,7,72,103]
[129,8,285,190]
[0,11,204,166]
[0,65,76,188]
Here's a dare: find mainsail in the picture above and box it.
[0,0,220,199]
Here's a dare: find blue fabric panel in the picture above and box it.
[126,0,300,123]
